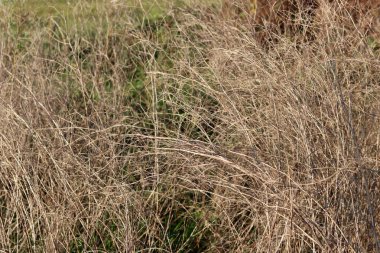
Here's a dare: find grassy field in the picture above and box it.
[1,0,380,252]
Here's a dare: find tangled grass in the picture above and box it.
[0,0,380,252]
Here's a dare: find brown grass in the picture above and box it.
[0,0,380,252]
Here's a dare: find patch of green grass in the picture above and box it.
[5,0,109,37]
[133,189,215,252]
[69,238,85,253]
[5,0,222,19]
[161,191,215,253]
[367,36,380,51]
[69,211,119,252]
[166,209,209,252]
[8,0,105,17]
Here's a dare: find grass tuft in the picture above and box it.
[1,0,380,252]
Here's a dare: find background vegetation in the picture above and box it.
[0,0,380,252]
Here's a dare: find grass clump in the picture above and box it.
[1,0,380,252]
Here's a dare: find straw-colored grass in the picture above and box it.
[0,0,380,252]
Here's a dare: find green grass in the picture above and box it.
[4,0,222,17]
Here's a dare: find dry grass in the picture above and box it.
[0,0,380,252]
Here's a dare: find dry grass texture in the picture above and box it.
[1,0,380,252]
